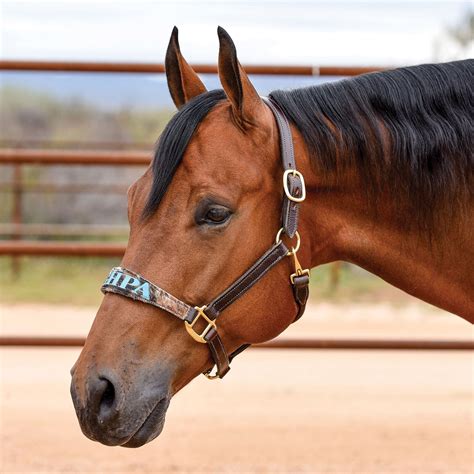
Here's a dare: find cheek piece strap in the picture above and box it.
[101,97,310,380]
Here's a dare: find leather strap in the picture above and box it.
[262,98,303,238]
[206,332,231,378]
[262,98,296,170]
[292,273,310,321]
[185,241,289,323]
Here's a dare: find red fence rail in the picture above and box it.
[0,60,387,76]
[0,148,150,165]
[1,336,472,350]
[0,223,128,237]
[0,182,129,194]
[0,241,126,256]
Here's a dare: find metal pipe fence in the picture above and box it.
[0,60,387,76]
[0,182,129,194]
[0,148,150,165]
[0,223,128,237]
[1,337,472,350]
[0,241,126,256]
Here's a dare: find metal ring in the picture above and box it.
[275,228,301,255]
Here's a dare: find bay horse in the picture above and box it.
[71,27,473,448]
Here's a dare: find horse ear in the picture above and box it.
[165,27,207,109]
[217,26,265,128]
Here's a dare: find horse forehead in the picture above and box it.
[182,137,264,193]
[185,107,255,168]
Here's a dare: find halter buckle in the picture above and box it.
[185,306,216,344]
[290,268,311,284]
[283,169,306,203]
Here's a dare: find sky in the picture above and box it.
[0,1,471,109]
[1,0,472,66]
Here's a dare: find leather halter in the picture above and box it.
[101,97,310,379]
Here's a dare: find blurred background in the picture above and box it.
[1,1,473,472]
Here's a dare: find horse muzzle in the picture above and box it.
[70,364,171,447]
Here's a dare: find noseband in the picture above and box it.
[101,98,310,379]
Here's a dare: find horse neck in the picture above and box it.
[292,125,474,323]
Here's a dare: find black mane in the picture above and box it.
[270,60,473,227]
[146,60,473,227]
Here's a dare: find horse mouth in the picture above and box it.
[121,396,171,448]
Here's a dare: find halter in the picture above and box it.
[101,98,310,379]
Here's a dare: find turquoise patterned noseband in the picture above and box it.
[102,267,192,321]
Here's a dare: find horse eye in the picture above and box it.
[203,206,231,225]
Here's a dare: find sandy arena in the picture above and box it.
[1,301,473,473]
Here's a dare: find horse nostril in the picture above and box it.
[99,377,116,412]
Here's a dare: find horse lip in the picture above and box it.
[120,396,171,448]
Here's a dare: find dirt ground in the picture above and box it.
[1,301,473,473]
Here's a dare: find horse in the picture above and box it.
[70,27,473,448]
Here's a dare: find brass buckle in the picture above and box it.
[283,169,306,203]
[184,306,216,344]
[290,268,311,284]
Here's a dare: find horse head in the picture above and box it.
[70,27,312,447]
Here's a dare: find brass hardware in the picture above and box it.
[184,306,216,344]
[275,228,301,255]
[290,249,310,284]
[283,169,306,203]
[203,367,220,380]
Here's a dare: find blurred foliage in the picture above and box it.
[0,85,174,146]
[0,85,175,225]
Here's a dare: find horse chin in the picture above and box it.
[121,396,171,448]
